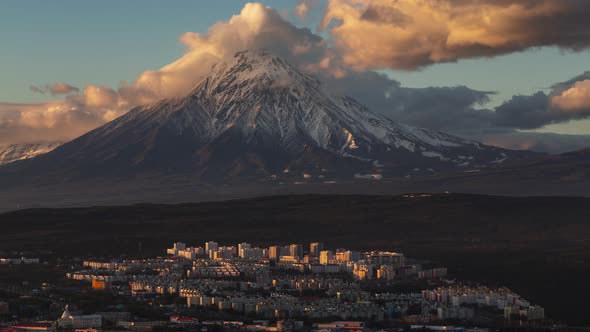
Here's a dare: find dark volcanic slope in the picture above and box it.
[0,50,532,187]
[1,194,589,323]
[418,147,590,196]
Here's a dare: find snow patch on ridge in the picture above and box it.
[0,142,62,165]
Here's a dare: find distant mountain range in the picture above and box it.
[426,147,590,194]
[0,50,534,184]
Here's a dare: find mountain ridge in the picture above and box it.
[0,50,535,185]
[0,142,62,165]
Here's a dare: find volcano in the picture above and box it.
[0,50,532,185]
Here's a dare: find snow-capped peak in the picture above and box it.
[113,50,513,164]
[195,50,321,97]
[13,50,525,181]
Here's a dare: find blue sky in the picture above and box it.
[1,0,590,138]
[1,1,292,102]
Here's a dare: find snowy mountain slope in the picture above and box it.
[0,50,535,183]
[0,142,62,165]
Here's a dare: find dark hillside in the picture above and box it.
[1,194,589,324]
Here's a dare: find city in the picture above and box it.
[0,240,551,332]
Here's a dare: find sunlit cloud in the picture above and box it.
[293,0,319,20]
[0,3,331,146]
[30,83,79,95]
[321,0,590,71]
[126,2,329,101]
[294,1,310,20]
[492,74,590,130]
[552,80,590,112]
[0,101,109,145]
[1,1,590,154]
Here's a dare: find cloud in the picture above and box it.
[320,69,494,130]
[294,0,320,20]
[30,83,79,95]
[320,0,590,71]
[294,1,311,20]
[82,84,119,108]
[126,2,329,101]
[551,80,590,111]
[492,74,590,130]
[1,2,589,155]
[0,3,332,146]
[0,83,128,145]
[494,92,554,130]
[0,101,109,145]
[321,70,495,134]
[323,69,590,153]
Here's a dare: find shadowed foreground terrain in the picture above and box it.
[1,194,589,324]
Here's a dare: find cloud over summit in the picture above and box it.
[0,3,332,146]
[128,3,329,101]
